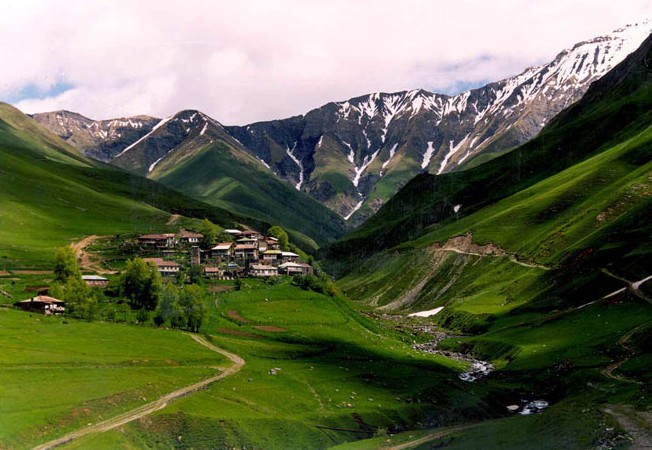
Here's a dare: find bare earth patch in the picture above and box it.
[253,325,287,333]
[228,310,250,323]
[0,270,11,276]
[208,285,234,293]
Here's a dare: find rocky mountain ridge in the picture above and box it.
[31,20,651,223]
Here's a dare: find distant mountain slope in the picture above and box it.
[110,110,347,249]
[325,32,652,275]
[0,103,265,266]
[31,110,159,161]
[227,21,651,223]
[30,21,651,226]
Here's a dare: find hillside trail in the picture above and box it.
[70,235,115,275]
[32,334,244,450]
[438,246,551,270]
[166,213,181,225]
[603,405,652,449]
[602,321,649,385]
[381,424,480,449]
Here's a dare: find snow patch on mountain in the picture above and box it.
[438,135,470,175]
[382,143,398,170]
[116,116,173,158]
[352,150,380,187]
[148,155,167,173]
[344,199,364,221]
[421,141,436,170]
[286,143,304,190]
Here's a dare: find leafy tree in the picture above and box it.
[179,285,206,333]
[187,264,204,285]
[154,283,182,327]
[135,308,149,324]
[122,258,162,310]
[53,246,81,284]
[267,226,289,251]
[63,277,96,320]
[200,219,219,248]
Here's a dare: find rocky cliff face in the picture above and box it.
[226,21,651,222]
[31,21,651,223]
[30,110,159,161]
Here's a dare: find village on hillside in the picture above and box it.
[11,224,316,316]
[136,227,314,279]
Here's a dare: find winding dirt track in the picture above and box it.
[70,235,114,275]
[602,322,649,384]
[32,334,244,450]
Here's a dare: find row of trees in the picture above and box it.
[51,247,205,331]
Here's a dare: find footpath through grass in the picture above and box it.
[0,308,228,449]
[57,279,495,449]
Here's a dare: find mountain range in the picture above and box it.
[31,21,651,228]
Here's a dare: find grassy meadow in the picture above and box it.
[45,278,501,449]
[0,308,228,449]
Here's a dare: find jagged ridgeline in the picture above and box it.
[326,31,652,314]
[0,103,267,264]
[32,21,651,227]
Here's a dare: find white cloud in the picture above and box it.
[2,0,651,124]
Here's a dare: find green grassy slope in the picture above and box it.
[324,33,652,265]
[55,280,496,450]
[0,103,266,267]
[152,141,348,250]
[327,34,652,449]
[0,309,225,450]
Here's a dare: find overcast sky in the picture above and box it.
[1,0,650,125]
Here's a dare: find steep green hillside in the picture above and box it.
[0,103,264,267]
[151,140,347,251]
[109,110,347,249]
[326,34,652,448]
[325,33,652,265]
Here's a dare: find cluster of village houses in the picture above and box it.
[136,228,314,279]
[13,227,314,315]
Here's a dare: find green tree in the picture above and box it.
[63,277,94,319]
[154,283,182,327]
[267,226,289,251]
[187,264,204,285]
[122,258,162,310]
[200,219,219,248]
[179,285,206,333]
[53,246,81,284]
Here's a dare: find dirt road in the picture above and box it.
[603,405,652,449]
[70,235,114,275]
[32,334,244,450]
[602,322,649,385]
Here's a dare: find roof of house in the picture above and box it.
[211,243,234,250]
[278,262,312,269]
[267,236,279,242]
[203,267,221,273]
[143,258,180,267]
[240,230,260,236]
[235,244,257,250]
[262,250,283,255]
[236,237,258,243]
[17,295,64,304]
[281,251,299,257]
[178,230,204,239]
[139,233,175,240]
[224,229,242,234]
[81,275,108,281]
[250,264,277,271]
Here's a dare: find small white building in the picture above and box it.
[249,264,278,277]
[143,258,180,276]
